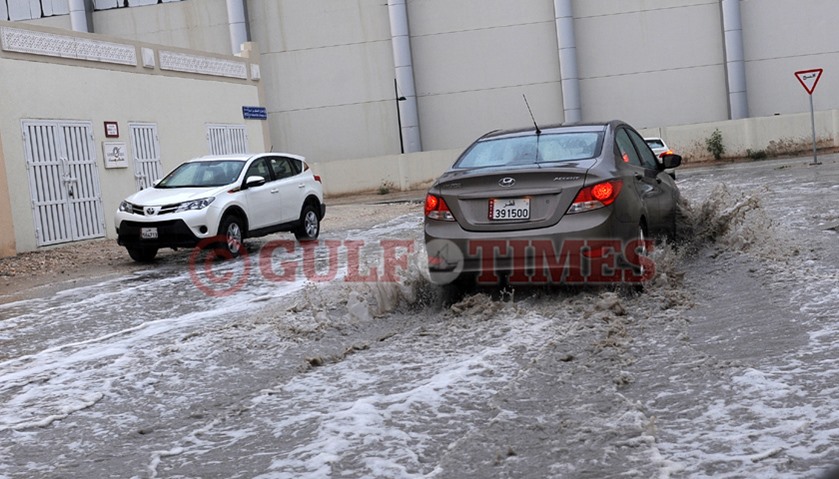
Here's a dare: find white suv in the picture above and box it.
[115,153,325,262]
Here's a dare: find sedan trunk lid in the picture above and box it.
[437,160,596,232]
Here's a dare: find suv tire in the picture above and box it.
[294,204,320,242]
[216,215,245,259]
[127,246,158,263]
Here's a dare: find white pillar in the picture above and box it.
[227,0,248,55]
[388,0,422,154]
[722,0,748,119]
[554,0,581,124]
[69,0,89,33]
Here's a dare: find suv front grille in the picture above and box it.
[128,203,181,216]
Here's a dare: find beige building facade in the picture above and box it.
[19,0,839,161]
[0,20,266,256]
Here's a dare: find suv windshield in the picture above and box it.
[455,132,603,169]
[156,160,245,188]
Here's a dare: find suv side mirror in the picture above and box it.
[245,175,266,188]
[661,154,682,169]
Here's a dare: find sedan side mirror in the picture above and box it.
[245,175,266,188]
[661,154,682,169]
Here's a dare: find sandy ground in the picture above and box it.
[0,190,424,300]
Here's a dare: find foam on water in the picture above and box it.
[3,169,838,477]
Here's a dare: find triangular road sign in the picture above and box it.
[795,68,823,95]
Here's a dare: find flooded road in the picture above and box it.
[1,155,838,478]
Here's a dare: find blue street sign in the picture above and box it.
[243,106,268,120]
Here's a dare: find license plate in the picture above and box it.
[140,227,158,239]
[489,198,530,220]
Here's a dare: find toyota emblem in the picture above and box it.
[498,177,516,188]
[145,207,156,216]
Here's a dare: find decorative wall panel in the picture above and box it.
[0,27,137,66]
[159,50,248,79]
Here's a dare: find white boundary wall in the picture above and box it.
[318,110,839,197]
[311,149,460,197]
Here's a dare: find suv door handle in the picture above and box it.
[270,189,279,194]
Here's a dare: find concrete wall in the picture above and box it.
[574,0,729,129]
[0,132,14,257]
[321,111,839,197]
[408,0,564,151]
[91,0,231,55]
[0,21,266,255]
[641,110,839,163]
[741,0,839,118]
[312,148,460,197]
[11,1,839,171]
[247,0,399,162]
[21,14,70,29]
[19,0,839,162]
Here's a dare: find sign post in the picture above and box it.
[795,68,823,166]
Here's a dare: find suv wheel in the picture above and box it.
[127,246,158,263]
[216,215,245,259]
[294,204,320,242]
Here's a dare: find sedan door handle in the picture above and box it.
[298,183,305,189]
[270,189,280,194]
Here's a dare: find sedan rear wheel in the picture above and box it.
[636,224,649,278]
[627,222,656,291]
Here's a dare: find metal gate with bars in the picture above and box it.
[22,120,106,246]
[207,124,248,155]
[129,122,162,190]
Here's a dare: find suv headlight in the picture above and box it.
[176,197,215,212]
[119,200,133,213]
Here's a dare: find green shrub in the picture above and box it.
[706,129,725,160]
[747,149,767,160]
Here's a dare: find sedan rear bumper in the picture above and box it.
[424,207,647,285]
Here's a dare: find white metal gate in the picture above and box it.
[129,122,163,190]
[207,124,248,155]
[22,120,106,246]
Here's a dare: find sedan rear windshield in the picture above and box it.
[157,160,245,188]
[454,132,603,169]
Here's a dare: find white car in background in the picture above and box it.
[115,153,325,262]
[644,137,677,178]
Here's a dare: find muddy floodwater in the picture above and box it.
[1,155,838,478]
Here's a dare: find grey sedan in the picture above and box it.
[424,120,682,286]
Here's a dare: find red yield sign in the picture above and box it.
[795,68,823,95]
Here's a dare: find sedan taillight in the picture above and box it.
[424,194,455,221]
[567,179,623,214]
